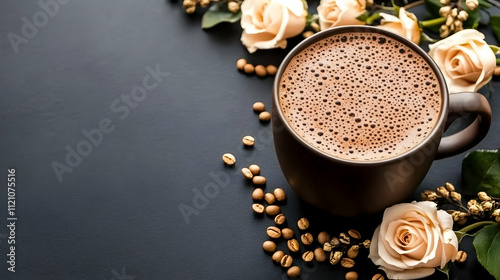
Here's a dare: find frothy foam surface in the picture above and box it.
[278,32,442,161]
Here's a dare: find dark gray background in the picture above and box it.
[0,0,499,279]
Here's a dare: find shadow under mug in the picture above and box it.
[272,26,492,217]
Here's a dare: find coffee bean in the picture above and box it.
[301,233,313,245]
[345,271,358,280]
[288,239,300,252]
[272,250,284,263]
[236,58,247,71]
[241,168,253,179]
[348,229,361,239]
[263,240,276,253]
[318,231,330,245]
[302,251,314,262]
[255,65,267,77]
[265,205,280,216]
[259,111,271,122]
[244,63,255,74]
[280,255,293,268]
[372,273,385,280]
[287,266,301,277]
[222,153,236,165]
[248,164,260,175]
[252,175,266,185]
[273,188,286,201]
[252,203,264,214]
[297,217,309,230]
[266,65,278,76]
[274,214,286,225]
[242,136,255,147]
[456,250,467,263]
[341,258,355,268]
[314,247,326,262]
[339,232,350,244]
[330,251,342,265]
[281,228,294,239]
[267,226,281,239]
[252,188,264,201]
[330,237,340,246]
[264,193,276,204]
[347,245,359,258]
[252,102,265,112]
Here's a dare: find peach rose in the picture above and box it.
[378,8,421,44]
[317,0,366,30]
[240,0,307,53]
[429,29,496,93]
[369,201,458,279]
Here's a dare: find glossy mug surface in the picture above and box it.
[272,26,491,216]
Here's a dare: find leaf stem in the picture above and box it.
[459,221,497,234]
[404,0,424,10]
[421,17,446,28]
[496,58,500,65]
[372,4,396,11]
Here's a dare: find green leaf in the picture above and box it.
[491,15,500,43]
[306,14,319,26]
[201,2,241,29]
[424,0,442,20]
[436,262,451,280]
[479,0,492,9]
[473,224,500,280]
[491,45,500,54]
[420,32,438,44]
[462,150,500,197]
[356,10,370,22]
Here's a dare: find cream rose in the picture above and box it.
[317,0,366,30]
[240,0,306,53]
[378,8,421,44]
[429,29,496,93]
[369,201,458,279]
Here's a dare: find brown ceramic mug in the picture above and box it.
[272,26,491,216]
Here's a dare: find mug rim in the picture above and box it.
[272,25,449,166]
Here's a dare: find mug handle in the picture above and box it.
[436,92,492,159]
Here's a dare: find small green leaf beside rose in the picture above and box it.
[462,149,500,197]
[473,224,500,280]
[201,2,241,29]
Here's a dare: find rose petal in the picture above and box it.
[381,266,436,280]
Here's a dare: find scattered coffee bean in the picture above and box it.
[222,153,236,165]
[252,188,264,201]
[314,247,326,262]
[323,242,333,252]
[330,237,340,247]
[248,164,261,175]
[340,232,350,244]
[287,266,301,277]
[267,226,281,239]
[372,273,385,280]
[255,65,267,77]
[252,102,265,113]
[265,193,276,204]
[241,168,253,179]
[345,271,358,280]
[263,240,277,253]
[348,229,361,239]
[273,188,286,201]
[302,251,314,262]
[362,239,371,249]
[272,250,285,263]
[236,58,247,71]
[297,217,309,230]
[252,203,264,214]
[265,205,280,216]
[266,65,278,76]
[244,63,255,74]
[341,258,355,268]
[301,233,313,245]
[282,228,294,239]
[330,251,342,265]
[242,135,255,147]
[288,239,300,252]
[259,111,271,122]
[347,245,359,258]
[456,250,467,263]
[252,175,266,185]
[280,255,293,268]
[302,31,314,38]
[274,213,286,225]
[318,231,330,245]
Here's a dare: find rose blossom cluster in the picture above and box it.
[239,0,497,93]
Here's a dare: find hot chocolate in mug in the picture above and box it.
[272,26,491,216]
